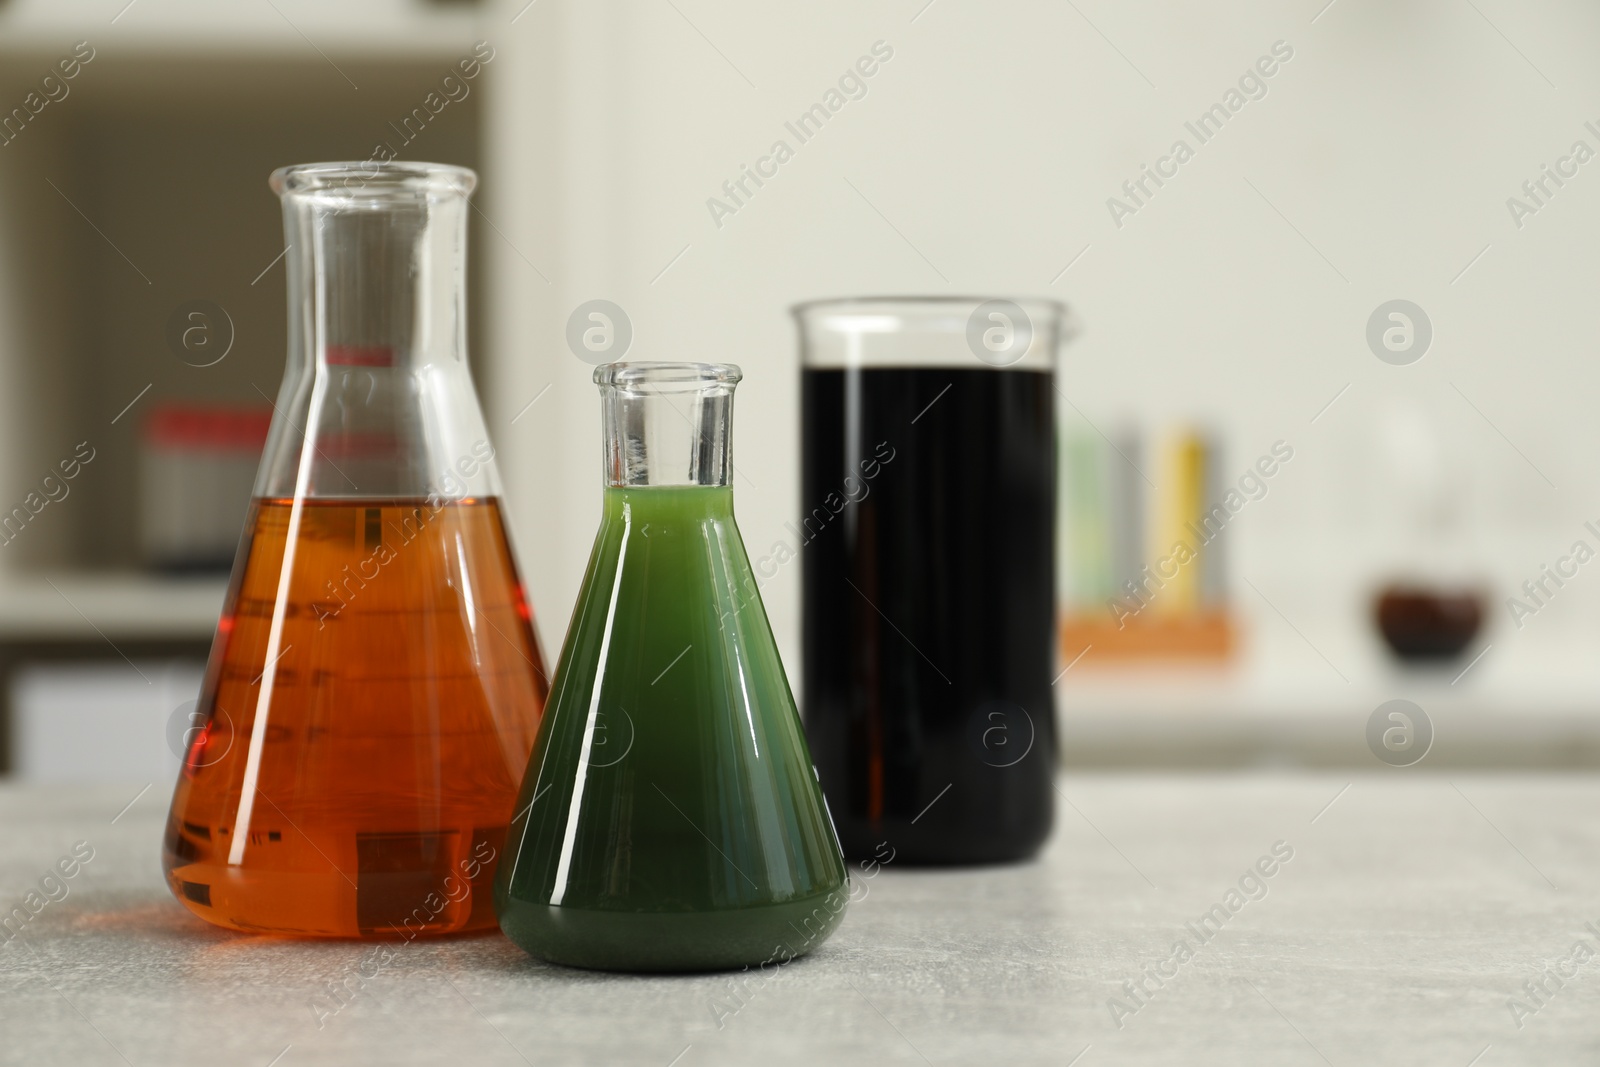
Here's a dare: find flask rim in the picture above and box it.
[594,361,743,393]
[269,161,477,201]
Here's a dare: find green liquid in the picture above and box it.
[495,486,849,971]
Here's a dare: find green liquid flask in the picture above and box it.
[496,362,849,972]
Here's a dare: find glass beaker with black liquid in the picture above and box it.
[795,297,1066,864]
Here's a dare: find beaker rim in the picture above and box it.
[270,161,477,201]
[791,296,1074,371]
[594,362,743,391]
[790,295,1067,319]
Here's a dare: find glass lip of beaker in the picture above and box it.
[269,161,477,202]
[593,361,743,394]
[790,294,1067,328]
[791,295,1074,372]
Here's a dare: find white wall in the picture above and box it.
[486,0,1600,698]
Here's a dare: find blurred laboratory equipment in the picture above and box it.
[1059,422,1240,662]
[139,403,271,572]
[1369,400,1485,664]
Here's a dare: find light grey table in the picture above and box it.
[0,775,1592,1066]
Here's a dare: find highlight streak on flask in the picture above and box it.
[710,522,759,759]
[453,531,482,664]
[548,503,632,906]
[227,373,327,866]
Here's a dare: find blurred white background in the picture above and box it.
[2,0,1600,777]
[487,0,1600,764]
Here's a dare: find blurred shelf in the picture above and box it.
[0,27,485,580]
[1056,615,1600,767]
[0,0,485,56]
[0,571,225,642]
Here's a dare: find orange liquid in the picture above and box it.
[163,497,548,937]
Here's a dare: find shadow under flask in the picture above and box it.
[495,362,849,972]
[162,162,550,937]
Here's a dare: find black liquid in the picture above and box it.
[801,367,1056,864]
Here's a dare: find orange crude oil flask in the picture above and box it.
[162,162,548,937]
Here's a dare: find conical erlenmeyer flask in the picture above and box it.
[162,162,549,937]
[496,362,848,972]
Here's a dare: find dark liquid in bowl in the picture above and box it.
[1375,585,1483,662]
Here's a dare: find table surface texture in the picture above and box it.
[0,775,1592,1066]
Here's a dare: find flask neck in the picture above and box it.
[595,363,743,488]
[277,164,474,373]
[256,162,497,502]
